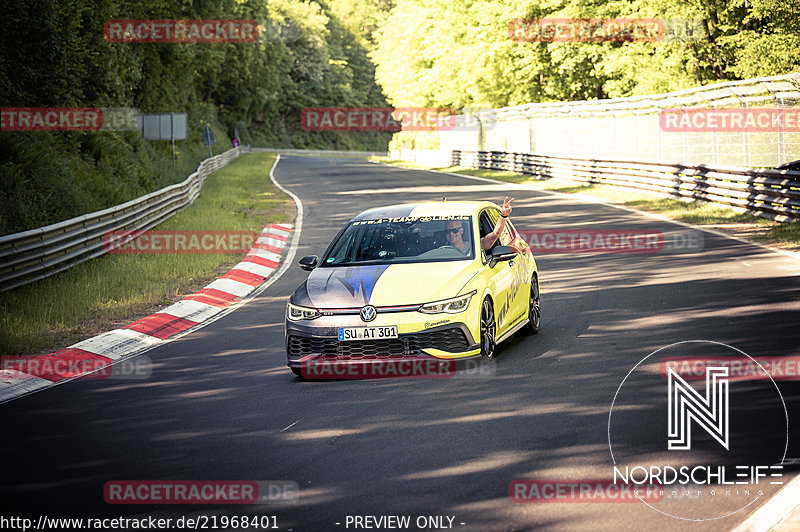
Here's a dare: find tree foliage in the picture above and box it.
[0,0,393,234]
[372,0,800,110]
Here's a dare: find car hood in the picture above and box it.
[291,261,480,308]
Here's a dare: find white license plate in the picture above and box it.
[338,326,398,341]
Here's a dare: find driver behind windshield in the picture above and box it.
[444,220,471,255]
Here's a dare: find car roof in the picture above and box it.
[351,201,499,221]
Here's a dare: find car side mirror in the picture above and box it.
[489,245,516,267]
[299,255,318,271]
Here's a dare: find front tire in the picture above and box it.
[521,273,540,335]
[480,297,497,358]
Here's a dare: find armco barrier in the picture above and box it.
[0,147,246,292]
[252,147,387,158]
[451,150,800,221]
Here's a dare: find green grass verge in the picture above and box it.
[0,152,293,359]
[371,157,799,251]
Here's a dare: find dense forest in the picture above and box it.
[1,0,797,234]
[0,0,392,234]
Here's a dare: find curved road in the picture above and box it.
[1,155,799,531]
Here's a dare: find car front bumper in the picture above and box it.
[285,315,481,372]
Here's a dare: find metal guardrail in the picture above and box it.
[0,147,246,292]
[452,150,800,221]
[252,147,388,158]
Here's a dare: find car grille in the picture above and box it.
[288,327,470,360]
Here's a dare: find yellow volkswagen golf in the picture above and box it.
[285,201,540,378]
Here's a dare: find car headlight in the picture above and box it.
[287,302,321,321]
[418,290,477,314]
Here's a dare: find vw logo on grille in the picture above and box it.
[360,305,377,322]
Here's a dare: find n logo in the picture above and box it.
[667,366,729,450]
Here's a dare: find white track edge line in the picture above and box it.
[731,473,800,532]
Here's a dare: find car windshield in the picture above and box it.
[320,215,475,266]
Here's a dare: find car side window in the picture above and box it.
[485,208,513,246]
[479,211,495,252]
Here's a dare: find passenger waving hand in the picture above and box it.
[481,197,514,251]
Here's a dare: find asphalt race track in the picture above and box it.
[2,155,800,531]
